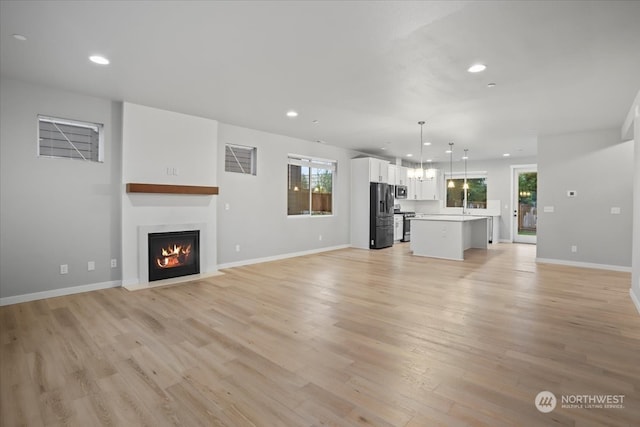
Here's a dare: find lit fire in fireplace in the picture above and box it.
[156,243,192,268]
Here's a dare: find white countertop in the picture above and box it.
[411,215,488,222]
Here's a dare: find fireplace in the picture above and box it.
[148,230,200,282]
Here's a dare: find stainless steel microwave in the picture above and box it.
[395,185,407,199]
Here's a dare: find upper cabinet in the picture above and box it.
[407,170,441,200]
[397,167,408,186]
[388,165,397,186]
[369,158,390,183]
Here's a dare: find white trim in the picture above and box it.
[0,280,121,306]
[123,271,223,291]
[218,244,350,270]
[536,257,631,273]
[498,239,512,243]
[630,288,640,315]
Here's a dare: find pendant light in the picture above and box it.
[447,142,455,188]
[462,149,469,190]
[416,121,425,180]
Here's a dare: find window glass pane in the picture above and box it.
[287,164,310,215]
[446,177,487,208]
[310,168,333,215]
[38,116,103,162]
[446,179,465,207]
[225,144,256,175]
[466,178,487,208]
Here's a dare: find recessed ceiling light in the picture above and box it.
[406,154,413,157]
[468,64,486,73]
[462,156,469,160]
[487,82,497,88]
[423,142,431,146]
[445,149,452,154]
[286,110,298,118]
[380,147,386,150]
[312,119,319,124]
[503,153,510,157]
[426,158,432,162]
[89,55,110,65]
[12,34,27,41]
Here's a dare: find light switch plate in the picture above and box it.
[610,207,621,214]
[543,206,554,213]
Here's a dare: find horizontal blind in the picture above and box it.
[38,115,102,162]
[225,144,256,175]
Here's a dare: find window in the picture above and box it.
[38,115,104,162]
[287,156,336,216]
[446,175,487,208]
[225,144,257,175]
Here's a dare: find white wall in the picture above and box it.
[121,103,218,286]
[537,128,633,269]
[216,123,353,266]
[631,105,640,310]
[0,78,121,301]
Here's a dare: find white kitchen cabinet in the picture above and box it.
[369,158,390,183]
[419,177,438,200]
[394,215,403,241]
[407,170,441,200]
[397,167,408,186]
[388,165,397,185]
[407,177,418,200]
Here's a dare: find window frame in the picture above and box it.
[287,154,336,218]
[444,171,488,210]
[37,115,104,162]
[225,143,257,175]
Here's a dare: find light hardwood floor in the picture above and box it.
[1,243,639,426]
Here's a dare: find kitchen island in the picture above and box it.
[410,215,488,261]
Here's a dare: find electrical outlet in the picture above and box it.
[111,259,117,268]
[88,261,95,271]
[610,207,621,214]
[225,203,230,211]
[571,245,578,253]
[235,244,240,252]
[318,234,323,241]
[567,190,577,198]
[60,264,68,274]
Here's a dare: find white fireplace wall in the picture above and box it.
[121,103,218,286]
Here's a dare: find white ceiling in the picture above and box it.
[1,1,639,162]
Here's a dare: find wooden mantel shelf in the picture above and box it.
[126,183,219,195]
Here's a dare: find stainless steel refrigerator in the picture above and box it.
[370,182,394,249]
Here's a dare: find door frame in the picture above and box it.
[510,164,538,243]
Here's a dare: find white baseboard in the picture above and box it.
[631,288,640,315]
[498,239,512,243]
[536,257,632,273]
[0,280,121,306]
[217,244,350,270]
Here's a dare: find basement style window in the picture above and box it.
[38,115,104,162]
[225,144,257,175]
[288,155,336,216]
